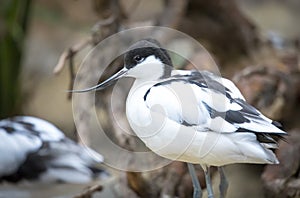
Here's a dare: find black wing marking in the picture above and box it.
[0,116,107,183]
[143,70,287,146]
[144,70,228,101]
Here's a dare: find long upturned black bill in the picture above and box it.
[69,68,128,93]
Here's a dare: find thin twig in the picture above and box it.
[53,38,92,75]
[73,184,103,198]
[91,14,117,32]
[53,50,69,74]
[67,48,75,100]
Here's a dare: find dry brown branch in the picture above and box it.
[160,162,187,197]
[180,0,258,63]
[233,52,300,122]
[73,184,103,198]
[127,172,158,198]
[262,129,300,198]
[67,48,76,100]
[53,38,92,75]
[54,19,119,76]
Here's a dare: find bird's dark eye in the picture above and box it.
[133,55,144,63]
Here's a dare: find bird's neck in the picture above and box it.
[131,64,172,82]
[161,64,172,79]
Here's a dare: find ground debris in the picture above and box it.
[233,60,299,121]
[262,129,300,198]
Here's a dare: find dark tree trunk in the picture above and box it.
[180,0,258,63]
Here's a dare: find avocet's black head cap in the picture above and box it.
[124,38,173,76]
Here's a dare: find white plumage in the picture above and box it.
[0,116,107,183]
[126,69,283,166]
[73,38,286,198]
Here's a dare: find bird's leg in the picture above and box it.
[203,165,214,198]
[187,163,202,198]
[218,166,228,198]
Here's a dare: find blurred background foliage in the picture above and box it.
[0,0,31,119]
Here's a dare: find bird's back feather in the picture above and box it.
[142,70,286,164]
[0,116,107,183]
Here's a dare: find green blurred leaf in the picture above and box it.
[0,0,32,119]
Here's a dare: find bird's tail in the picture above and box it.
[20,140,109,184]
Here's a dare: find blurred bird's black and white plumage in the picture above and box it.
[0,116,107,184]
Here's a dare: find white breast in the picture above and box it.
[126,80,278,166]
[126,82,197,160]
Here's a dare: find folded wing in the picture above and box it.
[0,116,107,183]
[143,70,286,146]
